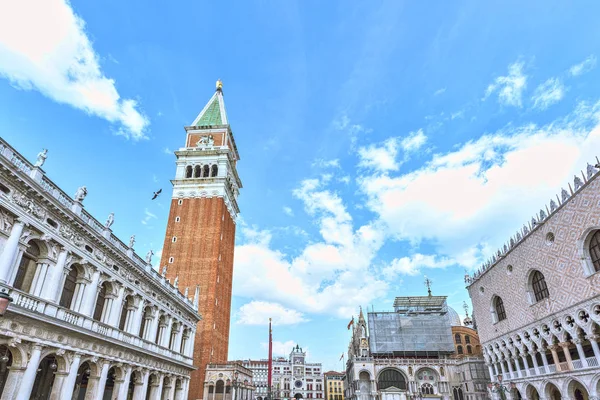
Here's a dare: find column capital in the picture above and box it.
[558,342,571,348]
[589,334,599,341]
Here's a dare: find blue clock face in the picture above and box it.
[295,380,303,388]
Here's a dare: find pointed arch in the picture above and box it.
[185,166,193,178]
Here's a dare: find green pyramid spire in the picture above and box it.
[190,80,228,127]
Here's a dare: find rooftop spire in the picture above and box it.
[424,275,433,296]
[190,80,228,127]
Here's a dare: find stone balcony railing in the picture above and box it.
[498,356,600,382]
[6,283,193,366]
[0,138,197,313]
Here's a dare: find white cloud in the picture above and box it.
[359,100,600,270]
[569,55,597,77]
[233,176,388,318]
[141,208,157,225]
[434,88,446,96]
[531,78,565,110]
[484,61,527,107]
[451,110,465,120]
[383,253,456,277]
[0,0,149,139]
[357,130,427,172]
[163,147,172,155]
[401,129,427,152]
[237,301,308,325]
[283,206,294,217]
[261,340,297,357]
[358,137,400,172]
[313,159,340,169]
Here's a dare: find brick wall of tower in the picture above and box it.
[160,196,237,400]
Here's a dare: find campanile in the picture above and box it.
[160,80,242,399]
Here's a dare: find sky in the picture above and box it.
[2,0,600,371]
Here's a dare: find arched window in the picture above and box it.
[13,241,40,293]
[211,164,218,177]
[465,335,471,344]
[377,369,406,390]
[467,345,472,354]
[588,230,600,272]
[455,333,462,344]
[185,166,193,178]
[139,306,151,338]
[119,296,132,331]
[531,271,549,302]
[453,387,465,400]
[59,267,78,309]
[457,345,463,355]
[494,296,506,322]
[194,165,202,178]
[420,383,434,395]
[203,165,210,177]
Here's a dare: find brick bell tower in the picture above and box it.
[160,79,241,399]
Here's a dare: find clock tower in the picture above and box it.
[160,80,242,399]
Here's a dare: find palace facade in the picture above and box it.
[466,163,600,399]
[0,138,200,399]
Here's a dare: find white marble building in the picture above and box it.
[203,363,255,400]
[466,162,600,400]
[0,138,201,399]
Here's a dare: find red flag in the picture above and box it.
[347,316,354,330]
[268,318,273,397]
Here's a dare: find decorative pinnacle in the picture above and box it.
[424,276,433,296]
[463,301,469,317]
[216,79,223,91]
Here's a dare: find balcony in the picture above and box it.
[497,355,600,383]
[6,285,193,365]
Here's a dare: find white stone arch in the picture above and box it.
[591,372,600,398]
[38,348,69,374]
[523,382,542,400]
[577,225,600,277]
[541,379,563,400]
[564,376,591,400]
[490,294,506,323]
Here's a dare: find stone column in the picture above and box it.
[30,262,49,296]
[130,298,145,335]
[117,365,133,400]
[506,357,515,378]
[132,370,150,400]
[549,345,560,369]
[589,335,600,364]
[153,374,165,400]
[492,362,499,377]
[540,348,550,371]
[109,284,126,327]
[1,365,26,400]
[181,378,190,400]
[165,376,176,400]
[0,220,25,283]
[81,269,101,317]
[559,342,573,370]
[60,352,82,398]
[530,351,540,375]
[499,360,507,377]
[147,310,160,342]
[521,354,530,376]
[486,364,495,380]
[15,344,42,400]
[172,324,183,352]
[40,248,69,302]
[94,361,110,400]
[573,339,588,367]
[161,316,173,348]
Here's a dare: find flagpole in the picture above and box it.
[268,318,273,400]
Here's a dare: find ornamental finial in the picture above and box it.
[216,79,223,91]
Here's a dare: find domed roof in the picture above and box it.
[447,307,462,326]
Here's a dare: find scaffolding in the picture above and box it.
[368,296,455,357]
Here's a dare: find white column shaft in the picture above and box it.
[15,344,42,400]
[117,366,133,400]
[94,362,111,400]
[109,285,126,327]
[40,249,68,301]
[81,270,101,317]
[0,221,25,283]
[60,353,82,399]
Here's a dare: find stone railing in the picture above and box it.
[498,355,600,383]
[6,285,193,366]
[0,137,196,312]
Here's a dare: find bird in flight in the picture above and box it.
[152,189,162,200]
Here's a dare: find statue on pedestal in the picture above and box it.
[74,186,87,202]
[129,235,135,248]
[34,149,48,167]
[105,212,114,229]
[145,249,154,264]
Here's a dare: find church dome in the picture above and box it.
[447,307,462,326]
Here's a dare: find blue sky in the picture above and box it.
[2,0,600,371]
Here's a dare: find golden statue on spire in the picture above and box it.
[216,79,223,91]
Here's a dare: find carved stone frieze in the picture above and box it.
[10,191,46,220]
[59,225,85,248]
